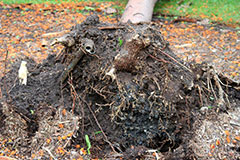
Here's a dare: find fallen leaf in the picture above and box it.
[62,109,66,116]
[224,130,230,136]
[58,123,64,128]
[216,139,220,145]
[46,138,51,144]
[235,136,240,141]
[232,140,237,144]
[210,144,215,149]
[226,136,231,143]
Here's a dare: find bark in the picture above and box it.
[121,0,158,23]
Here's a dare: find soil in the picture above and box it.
[0,14,240,160]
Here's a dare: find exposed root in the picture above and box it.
[51,34,75,47]
[212,69,225,107]
[68,81,116,153]
[105,67,116,80]
[157,48,192,73]
[196,84,203,107]
[207,66,229,108]
[42,146,57,160]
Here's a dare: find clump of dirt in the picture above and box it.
[0,14,240,159]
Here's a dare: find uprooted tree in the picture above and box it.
[121,0,158,23]
[0,1,240,159]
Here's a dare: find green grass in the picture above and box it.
[1,0,239,25]
[154,0,240,24]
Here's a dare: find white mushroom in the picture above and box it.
[18,61,28,85]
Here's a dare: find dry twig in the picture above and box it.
[67,82,116,153]
[68,78,85,135]
[98,26,125,30]
[158,48,192,73]
[42,147,57,160]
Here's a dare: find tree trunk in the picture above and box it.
[121,0,158,23]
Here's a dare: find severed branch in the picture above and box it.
[52,34,96,83]
[51,34,81,83]
[51,34,75,47]
[60,48,85,83]
[98,26,125,30]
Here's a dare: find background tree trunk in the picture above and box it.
[121,0,158,23]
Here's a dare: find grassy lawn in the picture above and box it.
[155,0,240,25]
[1,0,239,25]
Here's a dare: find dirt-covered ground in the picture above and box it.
[0,13,240,160]
[1,2,240,160]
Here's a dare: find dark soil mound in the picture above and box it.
[1,14,239,159]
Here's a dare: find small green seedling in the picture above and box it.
[118,37,123,47]
[85,135,91,155]
[94,131,102,135]
[208,105,213,109]
[30,109,34,114]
